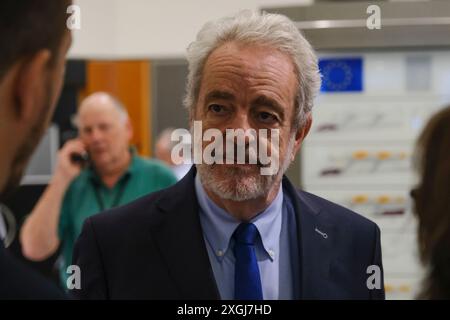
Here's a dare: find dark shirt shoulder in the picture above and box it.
[0,246,66,300]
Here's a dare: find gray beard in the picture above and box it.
[196,136,295,202]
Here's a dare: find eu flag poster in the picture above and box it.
[319,57,363,92]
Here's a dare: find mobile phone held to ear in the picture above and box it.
[70,152,90,167]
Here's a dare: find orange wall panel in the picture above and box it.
[82,61,152,156]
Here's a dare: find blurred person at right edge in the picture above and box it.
[412,105,450,299]
[0,1,72,299]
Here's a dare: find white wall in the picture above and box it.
[69,0,313,59]
[69,0,118,58]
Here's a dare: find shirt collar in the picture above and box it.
[251,185,283,261]
[195,174,283,262]
[195,175,238,261]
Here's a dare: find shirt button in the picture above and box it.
[268,250,275,258]
[217,250,224,257]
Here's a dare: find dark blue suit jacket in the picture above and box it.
[72,167,385,299]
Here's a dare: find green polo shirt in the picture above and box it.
[58,153,177,285]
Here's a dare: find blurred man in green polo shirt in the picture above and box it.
[20,92,177,286]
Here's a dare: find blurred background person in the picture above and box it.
[412,105,450,300]
[0,0,72,299]
[20,92,177,287]
[155,127,192,180]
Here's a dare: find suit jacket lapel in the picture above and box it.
[148,167,220,299]
[149,169,335,299]
[282,176,335,299]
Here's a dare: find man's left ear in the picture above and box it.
[14,49,52,122]
[291,113,312,160]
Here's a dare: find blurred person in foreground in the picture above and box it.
[20,92,177,286]
[0,1,72,299]
[73,10,384,300]
[412,105,450,299]
[155,127,193,180]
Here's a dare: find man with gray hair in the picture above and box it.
[73,11,384,300]
[20,92,177,287]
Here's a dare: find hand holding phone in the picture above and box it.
[70,152,90,167]
[54,139,87,185]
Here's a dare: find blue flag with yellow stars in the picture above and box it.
[319,57,363,92]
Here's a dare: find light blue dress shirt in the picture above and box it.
[195,174,299,300]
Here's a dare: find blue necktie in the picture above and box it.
[233,222,263,300]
